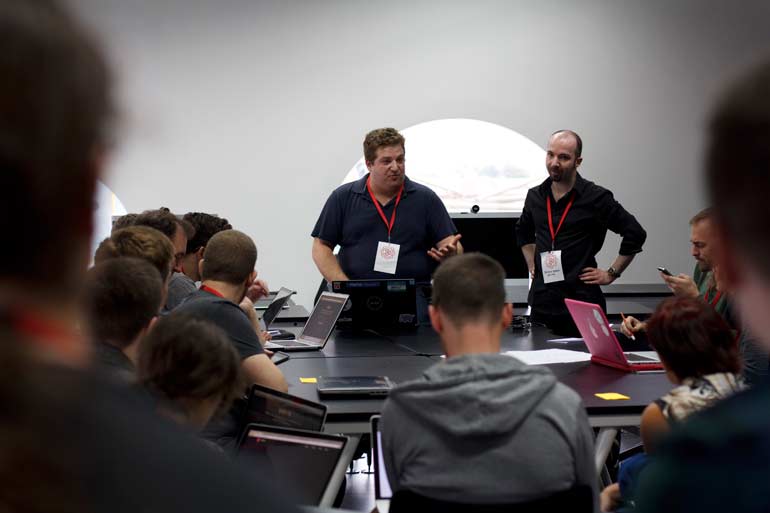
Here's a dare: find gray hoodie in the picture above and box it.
[381,353,597,508]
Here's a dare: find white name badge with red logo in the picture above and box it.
[374,241,400,274]
[540,250,565,284]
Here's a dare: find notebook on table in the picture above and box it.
[264,291,348,352]
[564,298,663,373]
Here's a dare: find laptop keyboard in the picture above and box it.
[268,339,307,348]
[624,352,656,363]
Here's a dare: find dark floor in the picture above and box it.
[338,429,643,512]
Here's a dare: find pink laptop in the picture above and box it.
[564,299,664,372]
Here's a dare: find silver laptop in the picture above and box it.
[264,291,348,352]
[237,423,355,506]
[317,376,394,397]
[371,415,392,513]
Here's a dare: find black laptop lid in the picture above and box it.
[260,287,295,328]
[332,279,417,329]
[245,383,327,431]
[237,424,348,505]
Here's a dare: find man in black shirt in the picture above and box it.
[83,257,164,382]
[175,229,287,393]
[516,130,646,335]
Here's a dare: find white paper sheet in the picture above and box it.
[503,349,591,365]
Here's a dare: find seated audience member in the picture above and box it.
[661,209,728,313]
[175,229,286,392]
[133,207,194,273]
[94,225,175,303]
[111,212,138,232]
[635,60,770,513]
[623,263,768,386]
[0,1,291,511]
[381,253,596,507]
[621,212,768,386]
[82,258,164,381]
[622,209,723,335]
[175,229,286,451]
[600,297,746,512]
[138,313,242,432]
[165,212,232,311]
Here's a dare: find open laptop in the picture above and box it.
[259,287,297,339]
[332,279,417,331]
[244,383,327,431]
[317,376,394,397]
[264,291,348,352]
[371,415,392,513]
[565,298,664,372]
[260,287,295,328]
[237,423,355,507]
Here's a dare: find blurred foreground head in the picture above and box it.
[706,59,770,348]
[0,0,112,298]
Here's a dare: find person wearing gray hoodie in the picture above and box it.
[381,253,597,508]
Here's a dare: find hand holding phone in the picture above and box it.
[657,266,673,276]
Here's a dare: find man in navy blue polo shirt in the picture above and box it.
[312,127,462,287]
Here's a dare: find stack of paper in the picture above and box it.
[503,349,591,365]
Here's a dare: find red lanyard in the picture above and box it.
[706,286,723,308]
[200,284,224,298]
[3,308,82,360]
[546,193,576,250]
[366,176,404,242]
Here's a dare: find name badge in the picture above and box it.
[374,241,400,274]
[540,250,565,284]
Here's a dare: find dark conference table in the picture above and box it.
[270,316,672,477]
[274,323,672,432]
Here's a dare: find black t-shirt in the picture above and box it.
[175,289,263,360]
[93,341,135,382]
[311,174,457,282]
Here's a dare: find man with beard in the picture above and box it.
[516,130,647,335]
[312,127,462,320]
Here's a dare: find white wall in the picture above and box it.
[71,0,770,308]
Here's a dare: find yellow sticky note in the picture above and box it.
[595,392,630,400]
[299,377,317,384]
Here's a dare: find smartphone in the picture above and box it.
[270,351,290,365]
[657,266,673,276]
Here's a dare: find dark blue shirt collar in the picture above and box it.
[351,173,417,197]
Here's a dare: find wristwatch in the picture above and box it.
[607,266,621,279]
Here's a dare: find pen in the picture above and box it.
[620,312,636,341]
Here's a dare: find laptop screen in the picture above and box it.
[300,292,348,343]
[260,287,295,328]
[332,279,417,328]
[238,426,347,505]
[245,384,326,431]
[371,416,393,500]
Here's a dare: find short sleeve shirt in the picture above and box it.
[311,174,457,282]
[163,272,198,313]
[175,289,264,360]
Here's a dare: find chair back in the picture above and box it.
[389,485,593,513]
